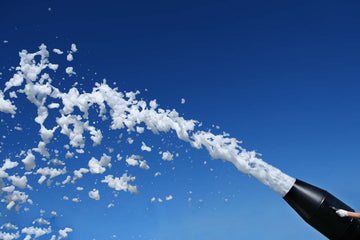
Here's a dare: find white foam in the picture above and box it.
[141,141,152,152]
[22,150,35,171]
[21,226,52,239]
[88,156,110,174]
[65,67,75,76]
[191,131,295,196]
[53,49,63,55]
[58,227,73,239]
[0,231,20,240]
[7,176,27,189]
[0,90,17,115]
[1,223,18,230]
[88,189,100,200]
[139,160,150,170]
[32,218,50,225]
[66,53,73,62]
[101,174,138,193]
[0,44,297,237]
[2,44,295,197]
[70,44,77,53]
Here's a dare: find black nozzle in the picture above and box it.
[283,179,360,240]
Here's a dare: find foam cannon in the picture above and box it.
[283,179,360,240]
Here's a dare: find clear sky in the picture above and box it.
[0,0,360,239]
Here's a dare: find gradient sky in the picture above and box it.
[1,0,360,239]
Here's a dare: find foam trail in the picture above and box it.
[0,44,295,237]
[0,44,295,197]
[191,131,295,196]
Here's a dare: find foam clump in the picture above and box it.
[0,231,20,240]
[88,189,100,200]
[0,90,16,115]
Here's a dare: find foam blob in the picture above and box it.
[88,189,100,200]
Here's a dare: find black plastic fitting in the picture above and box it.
[283,179,360,240]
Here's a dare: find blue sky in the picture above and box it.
[0,0,360,239]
